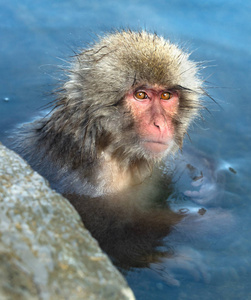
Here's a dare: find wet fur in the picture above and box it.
[15,30,203,196]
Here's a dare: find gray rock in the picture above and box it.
[0,143,135,300]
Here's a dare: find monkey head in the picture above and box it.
[61,31,202,164]
[34,30,203,179]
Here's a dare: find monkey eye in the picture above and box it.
[161,92,172,100]
[134,91,147,100]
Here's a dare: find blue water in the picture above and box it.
[0,1,251,299]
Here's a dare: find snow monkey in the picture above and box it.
[15,31,229,284]
[18,30,203,197]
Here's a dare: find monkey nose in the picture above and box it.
[153,117,166,132]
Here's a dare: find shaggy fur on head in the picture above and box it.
[16,30,203,194]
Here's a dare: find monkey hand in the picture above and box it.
[172,148,225,206]
[184,174,220,205]
[178,157,224,206]
[150,247,210,287]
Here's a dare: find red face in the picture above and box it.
[126,85,180,156]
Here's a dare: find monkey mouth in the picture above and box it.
[142,139,170,154]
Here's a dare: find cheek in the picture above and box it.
[162,97,180,116]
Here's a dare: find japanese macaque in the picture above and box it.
[17,30,202,196]
[16,30,220,285]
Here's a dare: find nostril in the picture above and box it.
[154,122,160,128]
[153,119,165,131]
[152,112,166,132]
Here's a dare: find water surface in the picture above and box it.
[0,1,250,299]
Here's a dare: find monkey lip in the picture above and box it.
[143,139,170,153]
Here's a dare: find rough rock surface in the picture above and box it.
[0,142,135,300]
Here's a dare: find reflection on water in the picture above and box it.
[64,147,245,298]
[125,152,250,300]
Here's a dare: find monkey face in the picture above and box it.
[125,85,180,157]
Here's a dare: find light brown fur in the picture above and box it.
[16,30,203,196]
